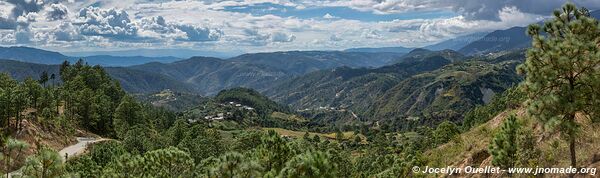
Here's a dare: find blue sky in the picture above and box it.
[0,0,599,54]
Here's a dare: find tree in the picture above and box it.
[303,132,310,141]
[516,129,541,169]
[88,140,127,167]
[519,3,600,169]
[433,121,460,145]
[49,73,56,86]
[208,152,263,178]
[113,96,144,139]
[23,78,43,109]
[39,71,49,86]
[102,147,194,177]
[0,73,18,130]
[3,138,29,177]
[279,151,337,178]
[139,147,194,177]
[177,126,223,163]
[353,135,362,145]
[335,129,344,142]
[254,130,292,172]
[65,155,101,178]
[21,148,67,178]
[489,115,519,170]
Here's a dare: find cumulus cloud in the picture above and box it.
[270,31,295,42]
[361,29,382,39]
[53,22,84,41]
[330,34,343,41]
[76,6,138,38]
[46,3,69,21]
[138,16,222,42]
[242,28,270,45]
[0,0,589,52]
[173,24,222,42]
[239,29,295,45]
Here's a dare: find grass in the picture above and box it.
[424,109,600,177]
[270,112,307,122]
[261,127,365,141]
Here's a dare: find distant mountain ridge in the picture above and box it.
[424,32,488,51]
[344,46,413,53]
[0,59,195,93]
[0,46,182,67]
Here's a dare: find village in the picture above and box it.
[187,101,255,123]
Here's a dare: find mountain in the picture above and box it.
[0,48,409,95]
[63,48,242,59]
[229,51,404,75]
[129,51,405,95]
[0,46,182,66]
[458,27,530,55]
[128,57,288,95]
[424,32,488,51]
[344,46,414,53]
[0,46,70,64]
[0,59,61,81]
[265,50,525,127]
[370,52,524,123]
[181,87,303,130]
[70,55,181,67]
[387,48,466,65]
[458,11,600,56]
[0,59,195,94]
[135,89,207,112]
[265,50,464,115]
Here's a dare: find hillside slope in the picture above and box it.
[266,50,524,126]
[426,109,600,177]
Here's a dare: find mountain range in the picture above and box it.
[265,49,524,125]
[0,22,541,125]
[0,46,182,67]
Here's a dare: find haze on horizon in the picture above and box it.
[1,0,599,55]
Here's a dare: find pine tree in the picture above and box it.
[489,115,519,170]
[208,152,263,178]
[21,148,66,178]
[279,151,338,178]
[335,129,344,141]
[3,138,29,177]
[518,3,600,169]
[113,96,144,139]
[433,121,460,145]
[39,71,49,87]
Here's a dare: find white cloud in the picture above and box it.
[330,34,343,41]
[76,6,138,38]
[138,16,223,42]
[0,0,572,52]
[323,13,338,19]
[46,3,69,21]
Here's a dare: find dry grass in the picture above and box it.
[424,108,600,177]
[261,127,365,141]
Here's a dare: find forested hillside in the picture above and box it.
[266,50,524,130]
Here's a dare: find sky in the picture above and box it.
[0,0,599,54]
